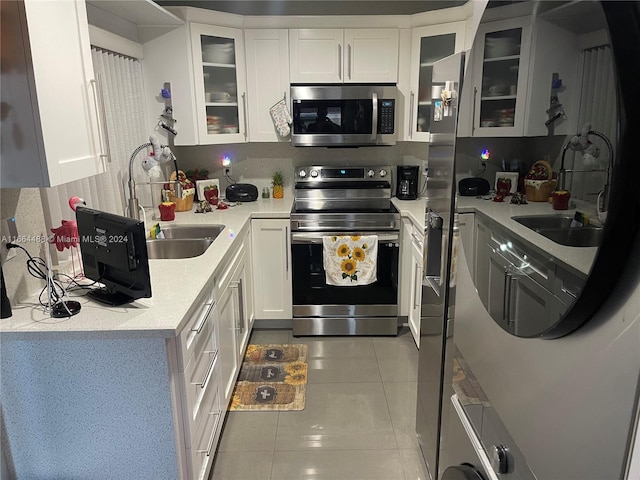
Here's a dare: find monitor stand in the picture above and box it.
[87,288,134,306]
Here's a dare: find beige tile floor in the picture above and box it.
[209,327,431,480]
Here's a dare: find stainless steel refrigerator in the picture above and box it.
[415,51,465,480]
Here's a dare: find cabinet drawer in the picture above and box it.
[188,368,223,480]
[487,227,554,289]
[178,290,216,371]
[183,310,219,446]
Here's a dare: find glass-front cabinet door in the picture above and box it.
[408,22,465,141]
[471,18,532,137]
[190,24,247,144]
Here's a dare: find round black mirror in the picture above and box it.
[457,0,640,338]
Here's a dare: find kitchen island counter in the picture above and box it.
[1,197,293,338]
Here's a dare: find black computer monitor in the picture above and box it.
[76,206,152,306]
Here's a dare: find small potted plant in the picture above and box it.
[272,171,284,199]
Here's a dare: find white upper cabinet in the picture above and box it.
[460,14,580,138]
[1,0,105,188]
[407,22,466,141]
[289,29,399,84]
[470,17,533,137]
[344,29,399,83]
[191,24,248,144]
[244,29,290,142]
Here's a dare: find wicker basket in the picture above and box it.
[524,160,556,202]
[168,192,194,211]
[168,170,195,211]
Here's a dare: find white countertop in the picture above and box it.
[393,195,597,275]
[1,198,292,339]
[3,194,596,337]
[457,196,597,275]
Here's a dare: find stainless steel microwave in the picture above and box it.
[290,85,398,147]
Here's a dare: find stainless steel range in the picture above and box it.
[290,165,401,336]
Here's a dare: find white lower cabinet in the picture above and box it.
[175,228,253,479]
[216,237,250,406]
[475,215,585,337]
[409,227,424,348]
[401,218,424,347]
[457,213,476,282]
[174,278,221,480]
[251,219,292,320]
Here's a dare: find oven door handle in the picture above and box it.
[291,232,399,244]
[291,219,399,231]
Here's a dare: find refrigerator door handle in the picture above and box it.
[424,210,444,296]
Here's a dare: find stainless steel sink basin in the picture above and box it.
[146,238,215,259]
[158,224,225,240]
[535,227,603,248]
[145,224,226,259]
[512,215,575,230]
[511,215,602,247]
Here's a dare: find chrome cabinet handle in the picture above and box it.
[348,43,352,79]
[285,226,289,275]
[195,350,218,390]
[192,300,215,334]
[409,91,415,139]
[231,280,244,333]
[561,285,578,300]
[411,232,424,250]
[241,92,248,140]
[502,270,510,323]
[89,77,110,163]
[238,278,244,333]
[472,87,478,135]
[507,276,517,325]
[338,44,342,80]
[413,264,423,309]
[198,413,221,456]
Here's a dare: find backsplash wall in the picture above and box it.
[1,188,49,304]
[172,141,430,196]
[455,135,571,193]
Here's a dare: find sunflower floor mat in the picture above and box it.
[229,344,307,411]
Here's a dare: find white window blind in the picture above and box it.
[569,45,616,202]
[41,47,149,265]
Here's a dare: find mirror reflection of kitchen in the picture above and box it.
[455,0,614,337]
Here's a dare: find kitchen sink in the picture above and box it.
[511,215,602,247]
[145,224,226,259]
[534,227,603,248]
[146,238,215,259]
[157,224,225,240]
[512,215,576,230]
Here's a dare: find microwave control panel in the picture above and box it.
[378,99,395,134]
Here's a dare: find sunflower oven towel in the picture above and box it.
[322,235,378,286]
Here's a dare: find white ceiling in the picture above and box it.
[154,0,470,16]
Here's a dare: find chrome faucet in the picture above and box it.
[127,141,182,220]
[558,129,613,217]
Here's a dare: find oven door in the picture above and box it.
[291,231,400,335]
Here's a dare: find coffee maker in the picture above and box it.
[396,165,420,200]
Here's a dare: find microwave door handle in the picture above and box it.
[371,92,378,142]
